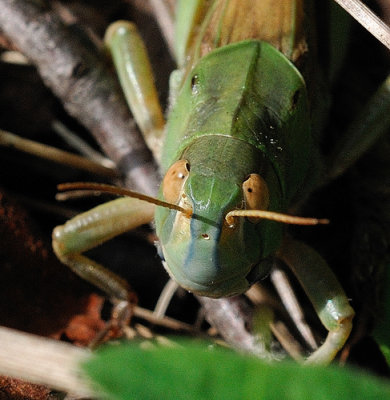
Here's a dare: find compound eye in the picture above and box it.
[162,160,190,204]
[243,174,269,221]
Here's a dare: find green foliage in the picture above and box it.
[83,340,390,400]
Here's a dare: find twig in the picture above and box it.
[0,326,93,398]
[270,321,304,362]
[197,296,279,361]
[52,120,116,170]
[0,0,160,195]
[333,0,390,50]
[271,267,318,350]
[0,128,118,179]
[134,305,195,332]
[153,278,179,318]
[246,283,306,359]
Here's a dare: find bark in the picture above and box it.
[0,0,160,195]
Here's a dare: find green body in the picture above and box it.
[155,37,313,296]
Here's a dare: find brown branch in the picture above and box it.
[198,296,278,360]
[0,326,93,398]
[0,0,160,195]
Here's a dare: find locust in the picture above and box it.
[52,0,389,364]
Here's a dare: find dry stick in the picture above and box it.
[0,0,159,196]
[153,278,180,319]
[270,267,318,351]
[0,0,272,382]
[52,120,116,170]
[198,296,279,361]
[0,129,118,179]
[0,326,94,398]
[333,0,390,50]
[270,321,304,362]
[134,306,195,332]
[246,283,306,360]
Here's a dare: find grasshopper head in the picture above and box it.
[155,136,283,298]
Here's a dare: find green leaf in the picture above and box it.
[82,340,390,400]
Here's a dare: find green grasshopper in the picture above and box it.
[52,0,390,364]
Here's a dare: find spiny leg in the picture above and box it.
[277,237,355,364]
[104,21,165,162]
[52,197,155,301]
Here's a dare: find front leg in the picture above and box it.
[278,238,355,364]
[52,197,155,300]
[104,21,165,161]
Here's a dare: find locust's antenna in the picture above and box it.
[57,182,193,217]
[225,209,329,227]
